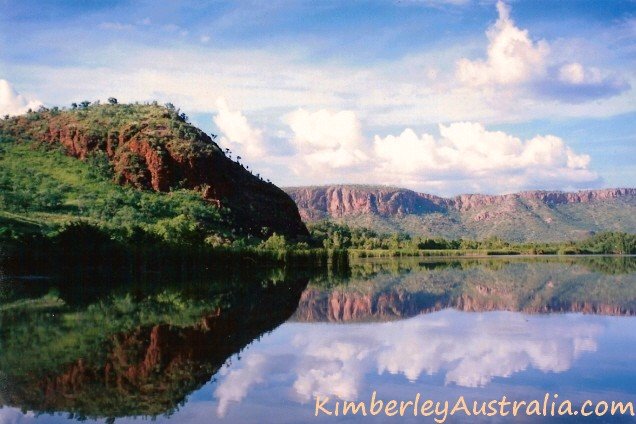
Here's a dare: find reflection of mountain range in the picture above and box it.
[0,272,308,420]
[293,257,636,322]
[1,257,635,422]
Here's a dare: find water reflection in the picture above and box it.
[295,257,636,321]
[213,311,604,416]
[0,266,310,421]
[1,256,635,423]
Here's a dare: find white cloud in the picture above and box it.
[456,1,630,103]
[213,97,267,160]
[457,1,549,86]
[284,108,369,172]
[558,63,588,85]
[0,79,42,116]
[200,35,211,43]
[373,122,597,193]
[212,102,598,194]
[2,0,629,192]
[541,62,629,103]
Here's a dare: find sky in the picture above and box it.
[0,0,634,196]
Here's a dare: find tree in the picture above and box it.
[153,214,203,245]
[259,233,287,250]
[108,97,118,105]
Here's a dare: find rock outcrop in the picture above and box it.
[449,188,636,211]
[284,185,636,241]
[0,104,308,238]
[286,185,446,220]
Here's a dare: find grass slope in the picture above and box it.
[0,140,226,242]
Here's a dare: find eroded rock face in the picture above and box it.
[449,188,636,211]
[286,185,636,220]
[286,186,447,220]
[284,185,636,241]
[2,105,308,238]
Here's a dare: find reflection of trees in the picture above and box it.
[0,270,308,421]
[295,257,636,322]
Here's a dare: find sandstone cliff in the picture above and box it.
[285,185,636,241]
[0,103,308,238]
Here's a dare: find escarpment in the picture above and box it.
[285,185,636,241]
[0,103,308,239]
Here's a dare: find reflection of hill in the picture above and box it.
[0,271,308,420]
[293,257,636,322]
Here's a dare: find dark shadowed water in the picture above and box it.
[1,256,635,423]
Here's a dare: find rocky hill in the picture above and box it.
[285,185,636,242]
[0,103,308,239]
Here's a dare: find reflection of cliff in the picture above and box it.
[293,258,636,322]
[0,277,308,420]
[294,287,445,322]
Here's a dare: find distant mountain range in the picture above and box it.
[284,185,636,242]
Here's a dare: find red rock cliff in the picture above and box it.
[1,104,308,238]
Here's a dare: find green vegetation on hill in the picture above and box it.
[0,101,308,242]
[0,141,225,243]
[0,120,338,270]
[1,106,634,260]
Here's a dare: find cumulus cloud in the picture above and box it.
[456,1,629,102]
[213,98,267,160]
[457,1,549,86]
[373,122,598,193]
[283,108,369,173]
[212,102,598,194]
[0,79,42,116]
[537,62,630,103]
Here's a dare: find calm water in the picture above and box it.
[1,257,635,423]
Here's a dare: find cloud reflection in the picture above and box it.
[213,311,601,416]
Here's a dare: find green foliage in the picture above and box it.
[0,141,224,244]
[86,150,114,180]
[259,233,287,250]
[310,221,636,256]
[580,232,636,254]
[154,214,204,245]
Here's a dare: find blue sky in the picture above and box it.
[1,0,634,195]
